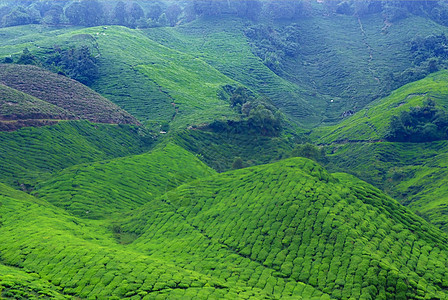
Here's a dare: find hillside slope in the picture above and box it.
[311,70,448,143]
[34,143,216,219]
[0,26,242,128]
[119,158,448,299]
[0,182,264,299]
[0,64,138,125]
[143,17,319,126]
[0,82,74,131]
[325,141,448,232]
[0,121,151,189]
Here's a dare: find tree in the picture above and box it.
[147,2,163,20]
[16,48,40,65]
[113,1,126,25]
[247,103,282,136]
[2,6,33,27]
[165,4,182,26]
[385,99,448,142]
[130,3,144,19]
[232,157,244,169]
[46,45,99,86]
[290,143,326,163]
[158,13,168,27]
[65,0,104,27]
[65,2,82,25]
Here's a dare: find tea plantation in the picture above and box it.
[0,121,152,189]
[34,143,215,219]
[1,1,448,299]
[3,157,448,299]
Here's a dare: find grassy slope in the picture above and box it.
[143,13,448,127]
[120,158,448,299]
[0,64,138,125]
[325,141,448,232]
[309,70,448,232]
[34,143,216,219]
[280,12,448,123]
[311,70,448,143]
[0,83,72,120]
[2,141,448,298]
[0,121,151,189]
[87,25,240,128]
[0,264,69,299]
[0,183,260,299]
[143,17,318,126]
[0,25,80,57]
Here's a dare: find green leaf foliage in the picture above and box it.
[172,129,294,172]
[325,140,448,232]
[120,158,448,299]
[312,70,448,143]
[34,143,215,219]
[0,121,152,188]
[0,182,253,299]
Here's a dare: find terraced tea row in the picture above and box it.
[120,158,448,299]
[312,70,448,143]
[325,140,448,232]
[0,183,261,299]
[34,143,215,219]
[172,129,295,172]
[0,121,151,188]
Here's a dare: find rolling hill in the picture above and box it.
[0,64,138,126]
[0,121,152,189]
[0,82,74,131]
[5,155,447,299]
[120,158,448,299]
[310,70,448,233]
[0,182,262,299]
[311,70,448,144]
[325,140,448,232]
[33,143,216,219]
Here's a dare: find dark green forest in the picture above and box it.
[1,0,448,299]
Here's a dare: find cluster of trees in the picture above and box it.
[389,33,448,92]
[386,99,448,142]
[0,0,182,29]
[210,86,282,136]
[5,45,99,86]
[45,45,99,85]
[322,0,448,24]
[245,24,301,74]
[111,1,182,28]
[191,0,310,20]
[289,143,327,164]
[3,0,448,29]
[0,1,68,27]
[411,34,448,70]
